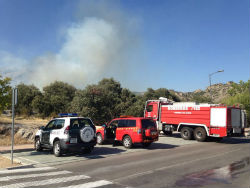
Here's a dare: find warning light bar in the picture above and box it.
[58,113,78,117]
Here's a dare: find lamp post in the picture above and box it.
[209,70,224,103]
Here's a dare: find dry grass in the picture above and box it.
[0,115,45,146]
[0,134,33,146]
[0,115,48,128]
[0,155,21,169]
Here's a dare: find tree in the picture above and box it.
[70,78,122,124]
[125,88,181,117]
[16,84,42,115]
[0,75,12,112]
[143,88,180,101]
[222,80,250,125]
[190,91,212,103]
[70,78,140,124]
[42,81,76,116]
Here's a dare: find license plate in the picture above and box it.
[70,138,77,144]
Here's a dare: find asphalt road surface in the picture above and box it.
[1,135,249,188]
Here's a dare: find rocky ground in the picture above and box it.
[171,81,234,103]
[0,115,48,146]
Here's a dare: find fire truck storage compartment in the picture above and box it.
[231,108,242,133]
[210,108,227,127]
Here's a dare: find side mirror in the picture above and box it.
[39,126,45,130]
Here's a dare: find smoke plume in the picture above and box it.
[0,1,141,89]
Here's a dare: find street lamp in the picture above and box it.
[209,70,224,102]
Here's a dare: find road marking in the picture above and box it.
[0,170,72,181]
[112,147,242,181]
[60,180,113,188]
[0,166,55,175]
[16,156,40,164]
[1,175,90,188]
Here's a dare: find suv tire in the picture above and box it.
[123,135,133,149]
[180,127,193,140]
[96,133,104,145]
[35,138,43,151]
[53,141,62,157]
[194,127,207,142]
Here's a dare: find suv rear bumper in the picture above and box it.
[60,138,97,151]
[135,137,158,143]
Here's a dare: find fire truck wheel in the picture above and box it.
[123,135,133,149]
[180,127,193,140]
[194,127,207,142]
[96,133,104,145]
[163,130,173,136]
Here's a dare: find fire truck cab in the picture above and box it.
[96,117,158,148]
[144,97,246,142]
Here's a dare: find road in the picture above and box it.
[0,135,249,188]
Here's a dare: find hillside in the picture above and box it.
[170,81,234,103]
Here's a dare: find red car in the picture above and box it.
[96,117,158,148]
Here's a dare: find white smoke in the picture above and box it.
[29,17,125,88]
[0,2,141,89]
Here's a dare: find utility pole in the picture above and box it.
[11,87,18,164]
[209,70,224,103]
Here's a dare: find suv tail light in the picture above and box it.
[64,126,70,134]
[145,129,151,137]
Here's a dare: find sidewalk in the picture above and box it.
[0,144,34,154]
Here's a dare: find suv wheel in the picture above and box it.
[35,138,42,151]
[123,135,133,149]
[96,133,104,145]
[180,127,193,140]
[53,141,62,157]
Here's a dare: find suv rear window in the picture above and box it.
[141,119,156,129]
[70,118,93,129]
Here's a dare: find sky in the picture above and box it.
[0,0,249,92]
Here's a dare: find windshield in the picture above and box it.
[141,119,156,129]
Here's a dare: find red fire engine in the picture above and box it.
[144,97,246,142]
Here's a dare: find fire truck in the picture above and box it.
[144,97,246,142]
